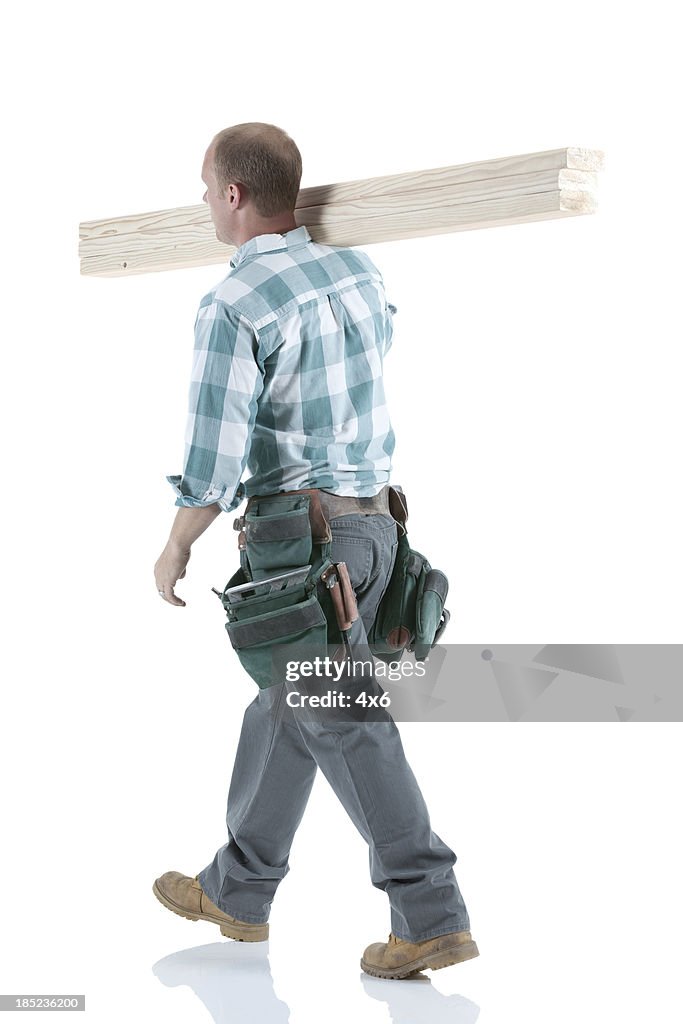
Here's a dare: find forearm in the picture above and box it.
[167,503,222,551]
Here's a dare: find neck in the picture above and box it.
[234,214,298,248]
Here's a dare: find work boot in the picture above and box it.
[361,929,479,979]
[152,871,269,942]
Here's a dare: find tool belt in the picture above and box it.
[212,483,450,688]
[212,488,358,689]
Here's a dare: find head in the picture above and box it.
[201,122,302,248]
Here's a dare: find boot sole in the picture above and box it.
[152,880,269,942]
[361,938,479,979]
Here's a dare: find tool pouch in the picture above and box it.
[215,492,335,689]
[368,489,451,663]
[242,493,314,580]
[216,562,331,689]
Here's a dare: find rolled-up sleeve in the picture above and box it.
[167,298,264,513]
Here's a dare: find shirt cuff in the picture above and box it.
[166,474,245,513]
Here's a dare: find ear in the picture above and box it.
[229,182,246,207]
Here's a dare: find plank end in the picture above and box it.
[566,147,605,171]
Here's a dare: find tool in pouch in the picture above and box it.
[367,485,452,665]
[211,490,359,689]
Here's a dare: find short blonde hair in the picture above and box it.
[211,122,302,217]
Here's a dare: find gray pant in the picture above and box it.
[198,511,471,942]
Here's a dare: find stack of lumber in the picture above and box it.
[79,146,605,278]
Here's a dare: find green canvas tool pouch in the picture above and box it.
[213,491,336,689]
[241,493,315,580]
[368,486,451,664]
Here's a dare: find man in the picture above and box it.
[152,122,478,979]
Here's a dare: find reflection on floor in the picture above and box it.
[152,940,480,1024]
[361,971,480,1024]
[153,942,289,1023]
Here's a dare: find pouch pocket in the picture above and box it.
[226,587,328,689]
[367,532,417,663]
[244,496,313,579]
[368,539,451,664]
[413,568,449,660]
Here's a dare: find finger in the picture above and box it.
[160,584,186,607]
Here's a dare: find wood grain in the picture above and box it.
[79,147,604,277]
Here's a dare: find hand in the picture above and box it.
[154,541,190,606]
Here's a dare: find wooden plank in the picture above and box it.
[292,147,603,208]
[79,147,604,277]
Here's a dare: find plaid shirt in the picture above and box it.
[166,225,398,513]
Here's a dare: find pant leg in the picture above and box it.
[287,512,471,943]
[197,681,318,923]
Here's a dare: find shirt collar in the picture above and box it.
[229,224,312,269]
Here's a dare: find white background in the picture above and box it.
[1,1,681,1022]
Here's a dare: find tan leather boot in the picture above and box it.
[152,871,269,942]
[361,929,479,979]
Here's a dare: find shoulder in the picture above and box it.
[312,240,385,283]
[195,278,258,335]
